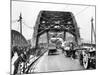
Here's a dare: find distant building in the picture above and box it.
[11,30,28,47]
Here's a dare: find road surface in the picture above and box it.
[29,49,85,73]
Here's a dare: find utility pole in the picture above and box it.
[91,18,93,45]
[18,13,22,34]
[91,17,96,45]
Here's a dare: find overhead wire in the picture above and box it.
[75,6,90,16]
[11,6,93,31]
[12,19,18,23]
[22,20,33,30]
[12,18,33,30]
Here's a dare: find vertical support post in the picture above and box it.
[47,31,49,49]
[91,18,93,45]
[75,27,79,44]
[63,31,66,41]
[35,35,40,49]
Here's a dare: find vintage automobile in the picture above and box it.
[48,38,58,55]
[48,44,57,55]
[62,41,77,59]
[79,46,96,69]
[88,47,96,69]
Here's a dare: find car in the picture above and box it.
[79,46,96,69]
[48,44,57,55]
[48,49,57,55]
[88,48,96,69]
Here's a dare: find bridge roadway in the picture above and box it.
[29,49,85,73]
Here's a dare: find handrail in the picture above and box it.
[25,50,47,74]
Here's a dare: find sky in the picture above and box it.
[11,0,95,43]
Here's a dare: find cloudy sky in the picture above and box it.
[11,0,95,43]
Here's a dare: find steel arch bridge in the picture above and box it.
[32,10,80,48]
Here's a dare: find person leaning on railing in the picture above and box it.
[13,47,28,75]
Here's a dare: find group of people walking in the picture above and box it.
[11,46,33,75]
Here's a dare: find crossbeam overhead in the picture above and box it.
[33,11,80,48]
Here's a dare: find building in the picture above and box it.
[11,30,28,47]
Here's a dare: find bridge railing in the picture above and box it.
[17,47,47,74]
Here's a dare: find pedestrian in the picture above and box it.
[13,47,27,75]
[13,55,22,75]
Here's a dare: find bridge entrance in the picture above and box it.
[32,11,80,49]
